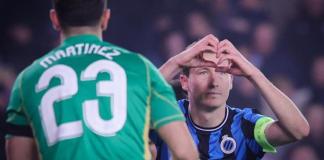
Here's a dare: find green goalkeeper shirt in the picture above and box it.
[6,34,185,160]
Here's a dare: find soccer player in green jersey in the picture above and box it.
[5,0,198,159]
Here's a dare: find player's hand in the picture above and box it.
[171,34,219,68]
[216,39,258,77]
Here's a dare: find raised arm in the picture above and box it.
[248,67,310,145]
[217,39,310,146]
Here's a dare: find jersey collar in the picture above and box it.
[188,105,229,132]
[63,34,101,45]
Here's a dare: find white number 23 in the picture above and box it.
[36,60,127,146]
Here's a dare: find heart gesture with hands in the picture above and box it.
[173,34,219,69]
[160,34,259,81]
[199,38,258,78]
[176,35,258,78]
[214,39,258,78]
[160,34,220,81]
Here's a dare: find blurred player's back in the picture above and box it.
[8,35,154,159]
[6,0,200,159]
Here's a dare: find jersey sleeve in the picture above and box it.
[140,56,185,130]
[6,71,33,138]
[241,108,276,155]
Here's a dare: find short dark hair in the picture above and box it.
[53,0,107,28]
[182,66,190,76]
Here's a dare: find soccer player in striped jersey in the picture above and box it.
[150,35,310,160]
[5,0,199,159]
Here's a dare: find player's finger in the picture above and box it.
[223,39,234,48]
[186,41,197,50]
[218,39,228,48]
[217,54,233,66]
[206,35,220,59]
[214,66,230,73]
[207,34,219,48]
[201,46,217,54]
[196,61,217,68]
[185,60,215,68]
[218,45,233,55]
[196,35,211,46]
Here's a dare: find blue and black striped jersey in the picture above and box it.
[150,99,273,160]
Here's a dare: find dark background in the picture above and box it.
[1,0,324,159]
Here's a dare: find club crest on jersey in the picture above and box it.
[220,135,236,154]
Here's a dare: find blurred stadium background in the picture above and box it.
[0,0,323,159]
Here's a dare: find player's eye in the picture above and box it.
[198,71,208,75]
[219,72,226,75]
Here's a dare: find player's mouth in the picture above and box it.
[206,91,222,96]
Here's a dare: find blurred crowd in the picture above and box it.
[0,0,324,159]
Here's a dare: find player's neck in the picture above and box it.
[61,26,103,42]
[189,103,226,128]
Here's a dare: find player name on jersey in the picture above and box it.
[40,43,128,68]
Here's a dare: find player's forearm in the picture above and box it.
[248,69,310,140]
[158,121,199,160]
[159,57,182,82]
[6,137,39,160]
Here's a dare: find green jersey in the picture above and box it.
[6,34,185,160]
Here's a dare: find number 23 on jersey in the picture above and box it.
[35,60,127,146]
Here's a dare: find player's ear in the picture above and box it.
[179,74,189,92]
[101,9,111,31]
[49,9,61,31]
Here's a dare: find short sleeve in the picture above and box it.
[240,108,276,154]
[6,72,33,137]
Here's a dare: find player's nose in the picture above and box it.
[208,72,220,88]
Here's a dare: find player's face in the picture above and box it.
[181,67,232,109]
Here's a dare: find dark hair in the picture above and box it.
[53,0,107,28]
[182,66,190,76]
[170,79,187,100]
